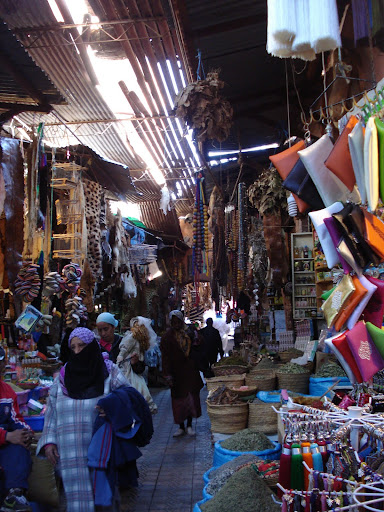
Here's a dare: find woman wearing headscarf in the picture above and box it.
[117,317,158,414]
[36,327,130,512]
[96,312,122,363]
[160,311,203,437]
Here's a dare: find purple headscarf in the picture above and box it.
[68,327,95,347]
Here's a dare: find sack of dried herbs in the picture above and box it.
[200,465,281,512]
[220,429,274,452]
[277,362,309,374]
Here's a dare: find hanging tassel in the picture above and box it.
[317,439,329,466]
[304,493,311,512]
[292,0,311,52]
[310,0,341,53]
[321,492,328,512]
[294,492,302,512]
[279,444,292,497]
[291,443,304,490]
[301,442,313,490]
[267,0,297,45]
[310,443,324,472]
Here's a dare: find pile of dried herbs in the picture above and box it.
[283,348,304,356]
[255,357,276,369]
[216,355,246,367]
[248,168,286,216]
[277,362,309,374]
[221,428,274,452]
[200,465,280,512]
[313,362,346,378]
[209,454,261,480]
[174,71,233,143]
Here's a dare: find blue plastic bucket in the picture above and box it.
[203,466,215,484]
[193,498,209,511]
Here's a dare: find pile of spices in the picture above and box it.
[313,362,347,378]
[200,466,280,512]
[277,362,309,374]
[254,357,276,369]
[216,355,247,367]
[221,428,274,452]
[209,454,260,480]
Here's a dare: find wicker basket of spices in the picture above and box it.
[212,364,249,376]
[246,370,276,391]
[206,374,245,393]
[206,402,249,434]
[247,400,277,434]
[276,367,310,394]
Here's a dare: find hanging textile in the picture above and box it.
[267,0,341,60]
[192,173,209,303]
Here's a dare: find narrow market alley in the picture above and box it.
[122,386,212,512]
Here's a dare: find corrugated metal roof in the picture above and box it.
[0,0,199,227]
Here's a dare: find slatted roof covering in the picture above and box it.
[0,0,200,214]
[0,21,64,122]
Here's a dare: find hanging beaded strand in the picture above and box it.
[192,172,209,304]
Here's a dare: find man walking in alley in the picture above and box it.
[201,319,224,377]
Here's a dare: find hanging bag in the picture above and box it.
[362,209,384,260]
[362,275,384,327]
[333,274,368,332]
[374,117,384,203]
[325,115,359,191]
[346,274,377,330]
[321,274,355,328]
[346,321,384,381]
[348,121,367,203]
[269,140,309,213]
[325,332,363,384]
[323,217,354,274]
[282,157,325,210]
[309,202,344,269]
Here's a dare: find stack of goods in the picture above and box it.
[276,362,310,393]
[14,263,41,303]
[206,386,248,434]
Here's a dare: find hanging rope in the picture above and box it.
[196,49,205,81]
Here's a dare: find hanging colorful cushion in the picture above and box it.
[346,274,377,330]
[321,274,355,328]
[308,202,344,269]
[325,115,358,191]
[364,117,379,212]
[334,274,367,332]
[348,121,366,204]
[366,321,384,360]
[363,275,384,327]
[346,321,384,382]
[325,332,362,384]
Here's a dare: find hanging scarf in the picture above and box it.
[174,329,191,357]
[64,339,108,399]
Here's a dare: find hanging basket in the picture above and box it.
[276,371,310,394]
[247,401,278,434]
[245,372,276,391]
[206,402,248,434]
[212,364,249,376]
[206,374,245,393]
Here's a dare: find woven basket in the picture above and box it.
[212,364,249,376]
[276,371,310,394]
[206,374,245,393]
[248,401,277,434]
[245,372,276,391]
[278,351,294,363]
[230,386,258,397]
[206,402,248,434]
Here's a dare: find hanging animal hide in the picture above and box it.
[79,259,95,313]
[82,178,102,280]
[262,212,288,290]
[1,138,24,300]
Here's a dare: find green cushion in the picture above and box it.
[366,321,384,359]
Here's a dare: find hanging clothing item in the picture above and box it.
[266,0,341,60]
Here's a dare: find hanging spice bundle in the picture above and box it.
[237,183,247,290]
[192,173,209,301]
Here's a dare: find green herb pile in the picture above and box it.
[221,428,274,452]
[216,356,247,367]
[255,357,276,369]
[283,348,304,356]
[313,362,346,378]
[200,466,280,512]
[277,362,309,374]
[209,454,260,480]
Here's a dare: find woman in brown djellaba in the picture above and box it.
[160,310,203,437]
